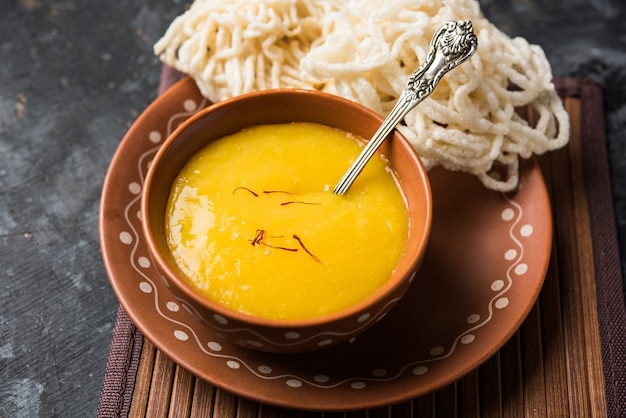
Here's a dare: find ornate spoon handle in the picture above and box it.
[333,20,478,195]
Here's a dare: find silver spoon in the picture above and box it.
[333,20,478,195]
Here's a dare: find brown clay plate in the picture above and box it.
[100,77,552,411]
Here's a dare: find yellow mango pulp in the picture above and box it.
[165,122,409,320]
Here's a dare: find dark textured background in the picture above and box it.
[0,1,624,416]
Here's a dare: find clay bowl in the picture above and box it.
[141,89,432,353]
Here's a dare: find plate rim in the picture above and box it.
[99,77,553,411]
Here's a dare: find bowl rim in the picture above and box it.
[141,88,432,329]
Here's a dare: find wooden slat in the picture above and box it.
[536,158,570,418]
[255,403,283,417]
[412,392,435,417]
[362,406,392,418]
[190,378,215,417]
[457,369,480,418]
[300,410,324,418]
[563,98,607,416]
[234,396,259,418]
[144,349,176,417]
[499,333,524,418]
[434,382,457,417]
[478,352,502,417]
[129,338,157,417]
[521,303,547,416]
[542,97,606,417]
[212,388,238,418]
[282,408,307,418]
[169,366,195,418]
[553,98,591,416]
[126,95,610,417]
[391,401,414,417]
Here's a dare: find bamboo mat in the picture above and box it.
[98,77,626,417]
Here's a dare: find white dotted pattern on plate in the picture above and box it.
[117,96,534,391]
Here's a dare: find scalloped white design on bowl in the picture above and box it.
[117,95,533,391]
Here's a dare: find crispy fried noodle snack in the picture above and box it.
[155,0,569,192]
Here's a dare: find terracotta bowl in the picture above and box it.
[141,89,432,353]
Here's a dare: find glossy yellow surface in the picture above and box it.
[165,122,408,320]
